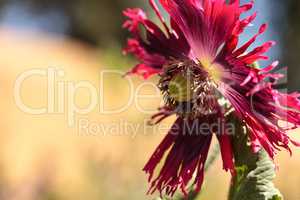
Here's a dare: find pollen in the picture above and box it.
[199,57,222,83]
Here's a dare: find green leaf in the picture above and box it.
[228,115,283,200]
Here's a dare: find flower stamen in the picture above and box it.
[159,59,219,118]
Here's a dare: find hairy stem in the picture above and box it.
[228,115,283,200]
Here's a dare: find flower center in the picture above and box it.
[168,73,193,102]
[159,59,219,118]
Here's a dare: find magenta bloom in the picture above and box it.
[123,0,300,197]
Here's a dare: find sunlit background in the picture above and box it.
[0,0,299,199]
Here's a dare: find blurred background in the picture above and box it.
[0,0,299,200]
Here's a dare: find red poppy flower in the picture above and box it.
[123,0,300,197]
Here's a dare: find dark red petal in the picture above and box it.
[232,24,268,58]
[149,0,171,35]
[217,133,235,173]
[218,68,300,159]
[239,41,276,64]
[125,64,161,79]
[143,117,213,197]
[159,0,241,59]
[123,6,190,79]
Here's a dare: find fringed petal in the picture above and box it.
[217,133,235,173]
[123,6,190,79]
[219,78,300,160]
[123,39,165,78]
[159,0,241,59]
[125,64,162,79]
[144,117,214,197]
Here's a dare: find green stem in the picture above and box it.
[228,115,283,200]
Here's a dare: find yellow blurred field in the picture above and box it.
[0,28,299,200]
